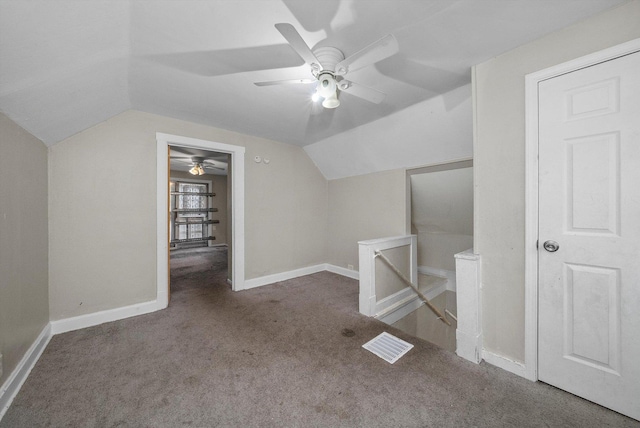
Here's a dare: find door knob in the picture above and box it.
[543,240,559,252]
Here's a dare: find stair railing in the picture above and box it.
[374,250,451,326]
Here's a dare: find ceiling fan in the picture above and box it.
[254,23,399,109]
[170,151,228,175]
[185,157,225,176]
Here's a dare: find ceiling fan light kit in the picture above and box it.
[188,156,206,175]
[321,92,340,109]
[254,23,399,109]
[189,163,206,175]
[317,72,340,108]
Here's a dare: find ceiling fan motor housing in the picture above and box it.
[312,46,345,74]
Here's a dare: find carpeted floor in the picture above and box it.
[1,247,638,427]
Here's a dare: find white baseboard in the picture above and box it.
[375,287,417,318]
[50,299,166,335]
[0,323,52,421]
[51,263,357,333]
[243,263,360,290]
[377,294,423,325]
[418,265,448,278]
[482,349,527,378]
[375,282,448,325]
[325,264,359,280]
[243,264,327,290]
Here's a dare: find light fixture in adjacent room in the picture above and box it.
[189,157,206,175]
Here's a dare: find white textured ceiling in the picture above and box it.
[0,0,625,147]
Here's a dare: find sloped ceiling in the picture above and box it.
[0,0,625,152]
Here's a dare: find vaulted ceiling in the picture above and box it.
[0,0,625,148]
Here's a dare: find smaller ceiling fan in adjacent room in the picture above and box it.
[254,23,399,109]
[169,148,229,176]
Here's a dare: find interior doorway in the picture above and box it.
[156,133,245,307]
[168,147,231,296]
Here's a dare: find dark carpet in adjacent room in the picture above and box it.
[2,247,637,427]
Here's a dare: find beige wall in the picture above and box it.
[49,110,328,320]
[411,167,473,271]
[170,170,228,245]
[375,245,411,301]
[328,169,407,270]
[474,0,640,361]
[0,113,49,386]
[244,132,328,278]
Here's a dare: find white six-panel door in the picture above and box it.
[538,51,640,420]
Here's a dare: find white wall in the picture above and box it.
[305,84,472,180]
[48,110,328,320]
[411,167,473,272]
[0,113,49,386]
[474,0,640,362]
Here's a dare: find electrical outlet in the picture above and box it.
[348,264,354,270]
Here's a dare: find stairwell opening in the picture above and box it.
[391,160,473,351]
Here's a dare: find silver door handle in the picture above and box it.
[543,240,559,252]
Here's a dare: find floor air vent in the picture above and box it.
[362,332,414,364]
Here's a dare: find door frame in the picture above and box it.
[156,133,245,306]
[524,38,640,381]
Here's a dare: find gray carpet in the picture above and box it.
[2,247,637,427]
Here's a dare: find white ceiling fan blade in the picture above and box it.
[275,23,321,69]
[204,165,226,170]
[203,160,226,167]
[339,80,386,104]
[334,34,399,75]
[254,78,316,86]
[170,157,194,164]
